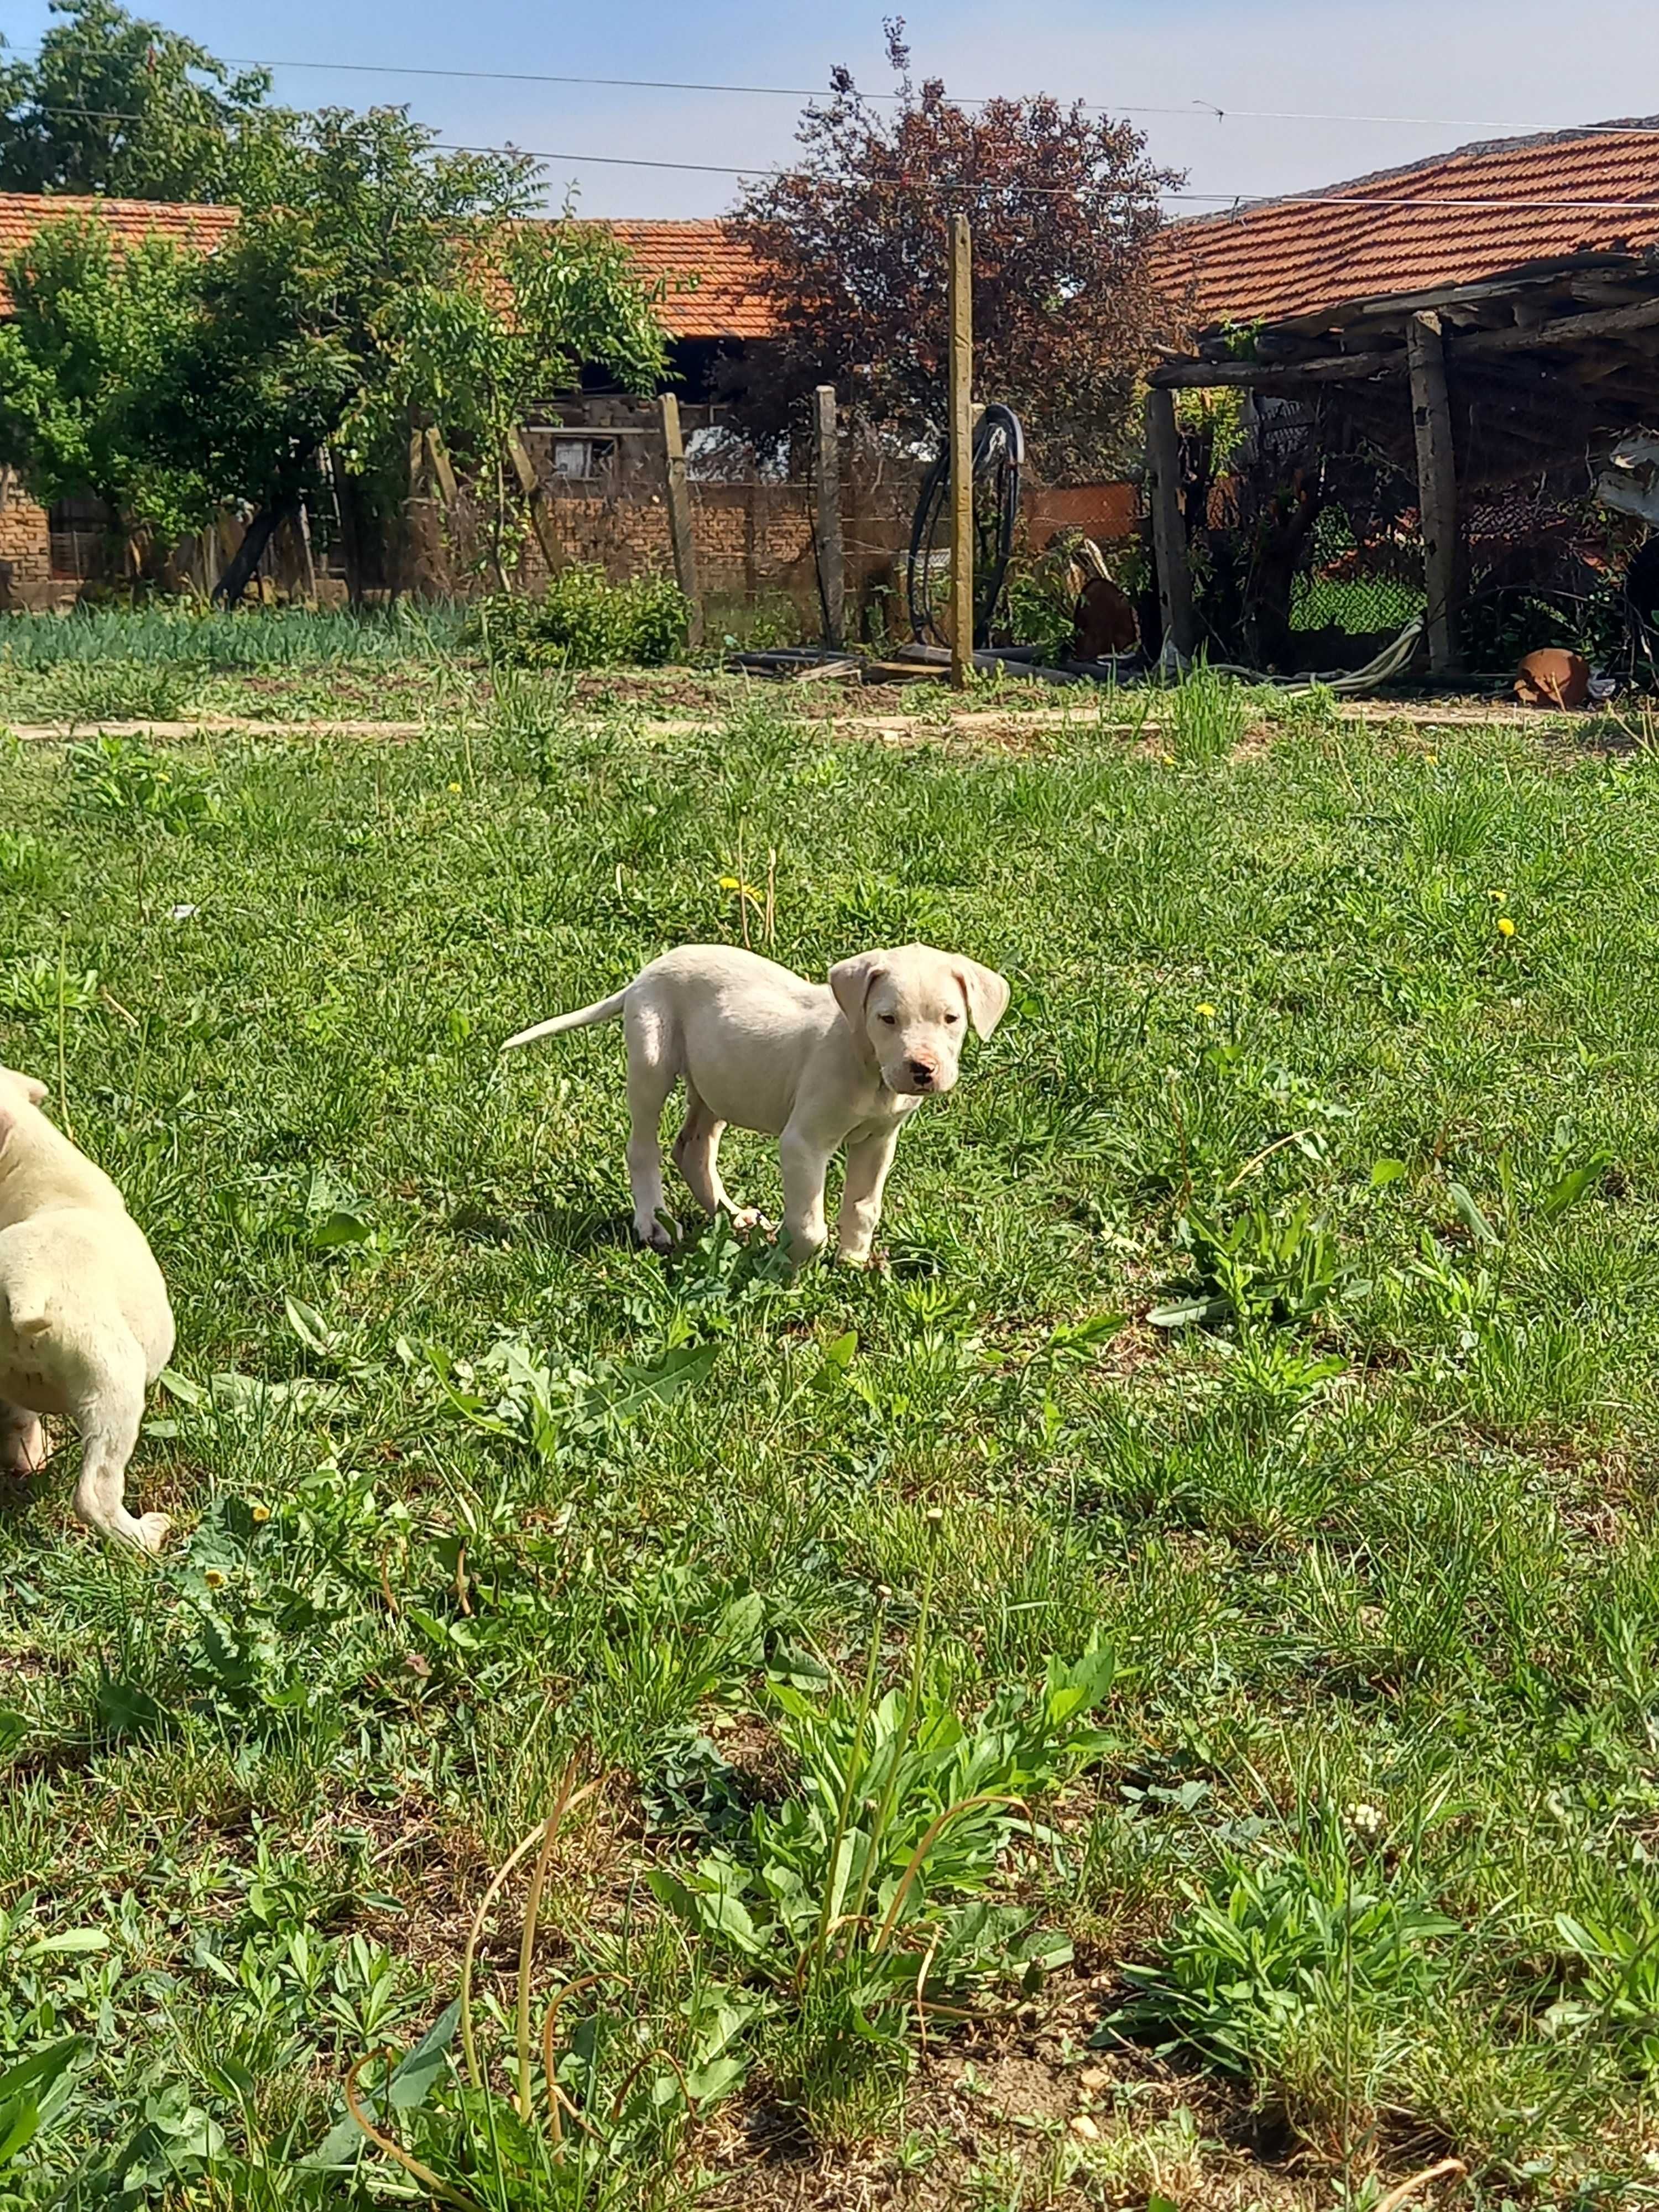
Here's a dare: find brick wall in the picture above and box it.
[0,470,56,608]
[526,482,817,598]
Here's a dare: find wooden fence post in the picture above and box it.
[1144,387,1197,661]
[1406,311,1460,675]
[812,383,845,649]
[947,214,974,689]
[659,393,703,648]
[329,451,363,608]
[507,428,567,582]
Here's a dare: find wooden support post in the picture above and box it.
[329,451,363,608]
[1144,387,1197,661]
[424,427,460,510]
[947,214,974,688]
[659,392,703,648]
[812,383,845,648]
[1407,311,1460,676]
[507,427,567,581]
[294,502,318,602]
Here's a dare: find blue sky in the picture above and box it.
[7,0,1658,217]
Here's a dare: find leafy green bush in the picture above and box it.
[45,658,194,724]
[63,734,221,830]
[1000,559,1075,664]
[468,566,691,669]
[1151,1197,1353,1333]
[1167,659,1252,761]
[1112,1849,1458,2090]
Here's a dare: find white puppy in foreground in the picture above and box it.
[502,943,1009,1266]
[0,1066,176,1550]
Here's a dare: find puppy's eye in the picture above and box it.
[944,1011,961,1025]
[880,1014,898,1026]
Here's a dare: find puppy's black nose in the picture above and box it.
[908,1059,936,1088]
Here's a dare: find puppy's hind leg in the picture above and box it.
[673,1086,766,1233]
[72,1349,169,1553]
[0,1397,44,1478]
[624,1002,680,1254]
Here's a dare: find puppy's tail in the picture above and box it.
[500,990,629,1053]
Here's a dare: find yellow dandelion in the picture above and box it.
[1160,752,1176,766]
[1488,889,1507,904]
[1197,1002,1217,1019]
[1497,916,1517,937]
[447,781,462,794]
[251,1504,272,1525]
[203,1567,228,1590]
[1424,751,1438,764]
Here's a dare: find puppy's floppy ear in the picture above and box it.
[954,959,1011,1040]
[830,952,886,1064]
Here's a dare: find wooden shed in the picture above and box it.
[1146,120,1659,671]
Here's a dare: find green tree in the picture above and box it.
[0,0,296,202]
[0,217,206,581]
[0,109,672,603]
[733,20,1177,482]
[374,216,669,586]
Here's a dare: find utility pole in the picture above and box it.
[947,213,974,690]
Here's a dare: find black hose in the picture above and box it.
[906,404,1025,648]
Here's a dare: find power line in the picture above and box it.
[207,61,1659,140]
[18,104,1659,211]
[9,42,1659,142]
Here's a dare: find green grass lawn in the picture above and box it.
[2,656,1657,2209]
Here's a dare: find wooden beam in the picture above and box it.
[1150,348,1395,390]
[1407,311,1460,677]
[947,213,974,689]
[1144,387,1198,660]
[1458,292,1659,357]
[658,393,702,649]
[424,427,460,508]
[1154,290,1659,394]
[811,383,845,649]
[507,427,567,582]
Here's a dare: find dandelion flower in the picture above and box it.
[447,782,462,794]
[1197,1003,1217,1019]
[1498,916,1517,937]
[251,1504,272,1525]
[1424,751,1438,764]
[1488,889,1507,904]
[203,1568,228,1590]
[1160,752,1176,766]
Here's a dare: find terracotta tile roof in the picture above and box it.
[1154,122,1659,337]
[0,191,239,311]
[0,194,775,341]
[592,220,777,339]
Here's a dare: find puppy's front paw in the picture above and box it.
[836,1244,883,1270]
[0,1413,45,1476]
[637,1214,678,1255]
[727,1206,773,1236]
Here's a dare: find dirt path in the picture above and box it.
[3,699,1598,748]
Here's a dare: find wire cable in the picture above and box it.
[18,104,1659,210]
[8,39,1659,142]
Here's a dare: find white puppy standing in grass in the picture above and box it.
[502,943,1010,1265]
[0,1065,176,1550]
